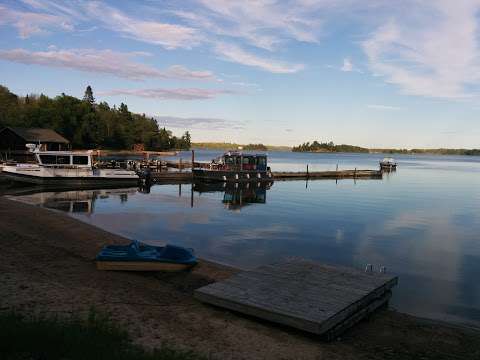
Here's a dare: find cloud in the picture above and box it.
[154,116,244,130]
[187,0,322,51]
[367,104,401,110]
[84,2,200,50]
[0,48,215,81]
[215,43,304,73]
[0,5,72,38]
[7,1,311,74]
[341,57,353,72]
[362,1,480,99]
[98,88,237,101]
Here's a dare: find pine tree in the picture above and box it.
[83,85,95,104]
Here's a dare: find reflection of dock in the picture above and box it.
[196,259,398,340]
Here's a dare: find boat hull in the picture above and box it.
[2,168,139,187]
[96,260,194,271]
[193,169,273,182]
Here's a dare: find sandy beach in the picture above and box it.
[1,195,479,360]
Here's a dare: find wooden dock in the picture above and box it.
[273,169,382,180]
[146,169,382,183]
[195,259,398,339]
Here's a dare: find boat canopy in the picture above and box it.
[213,151,267,171]
[35,150,93,167]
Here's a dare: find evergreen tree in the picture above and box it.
[83,85,95,104]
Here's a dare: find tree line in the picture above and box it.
[0,85,191,151]
[292,141,369,153]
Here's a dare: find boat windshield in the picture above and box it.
[38,154,90,166]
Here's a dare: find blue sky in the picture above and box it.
[0,0,479,148]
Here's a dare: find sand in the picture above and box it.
[1,196,479,360]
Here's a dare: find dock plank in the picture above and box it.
[195,259,397,336]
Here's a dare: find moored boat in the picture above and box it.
[379,157,397,171]
[96,240,197,271]
[1,145,139,187]
[193,150,273,182]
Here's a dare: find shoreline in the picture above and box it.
[1,196,480,359]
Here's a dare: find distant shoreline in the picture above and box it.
[192,143,480,156]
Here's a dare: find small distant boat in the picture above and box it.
[96,240,197,271]
[379,157,397,171]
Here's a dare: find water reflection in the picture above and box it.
[11,182,274,214]
[11,188,137,214]
[193,182,272,210]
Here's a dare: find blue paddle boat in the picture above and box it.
[96,240,197,271]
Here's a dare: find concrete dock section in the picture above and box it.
[195,259,398,339]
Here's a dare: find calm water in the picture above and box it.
[10,151,480,327]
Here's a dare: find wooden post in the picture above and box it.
[306,164,309,178]
[191,150,195,169]
[179,158,182,172]
[336,164,338,172]
[354,167,357,178]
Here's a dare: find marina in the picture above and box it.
[6,151,479,328]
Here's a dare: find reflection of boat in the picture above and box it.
[194,181,272,210]
[96,240,197,271]
[2,145,139,187]
[8,187,138,214]
[193,151,273,182]
[379,157,397,171]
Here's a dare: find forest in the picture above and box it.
[0,85,191,151]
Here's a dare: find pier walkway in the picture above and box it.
[148,169,382,183]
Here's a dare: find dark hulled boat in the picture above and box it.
[193,151,273,182]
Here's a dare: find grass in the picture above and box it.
[0,309,204,360]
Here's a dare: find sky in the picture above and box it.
[0,0,479,148]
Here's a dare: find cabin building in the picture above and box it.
[0,127,70,162]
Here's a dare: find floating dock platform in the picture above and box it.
[148,169,382,183]
[195,259,398,339]
[273,169,382,180]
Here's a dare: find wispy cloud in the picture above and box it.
[154,115,244,130]
[0,5,72,38]
[367,104,402,110]
[362,1,480,99]
[0,48,216,81]
[215,43,304,74]
[84,2,201,50]
[98,88,237,101]
[175,0,322,51]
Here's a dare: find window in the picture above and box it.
[39,155,56,164]
[56,156,70,164]
[73,156,89,165]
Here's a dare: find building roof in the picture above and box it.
[1,127,70,144]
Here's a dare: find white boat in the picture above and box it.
[379,157,397,170]
[2,145,139,187]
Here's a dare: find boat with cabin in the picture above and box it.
[193,150,273,182]
[379,157,397,171]
[1,144,139,186]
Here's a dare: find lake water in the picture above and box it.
[10,151,480,327]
